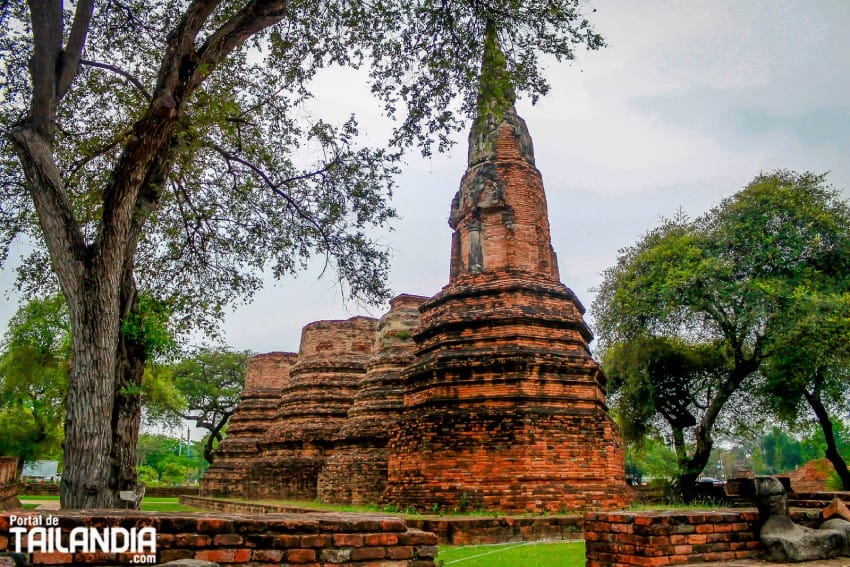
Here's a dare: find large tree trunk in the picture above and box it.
[61,278,121,508]
[110,272,146,508]
[804,387,850,490]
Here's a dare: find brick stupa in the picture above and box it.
[200,352,296,496]
[383,29,630,513]
[317,295,427,505]
[248,317,377,500]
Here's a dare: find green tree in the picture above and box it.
[756,427,804,475]
[0,296,69,467]
[594,171,850,495]
[760,293,850,488]
[0,1,603,508]
[166,347,250,464]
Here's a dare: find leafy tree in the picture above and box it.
[166,347,250,464]
[760,293,850,488]
[0,1,603,508]
[594,171,850,496]
[756,427,804,475]
[0,296,68,467]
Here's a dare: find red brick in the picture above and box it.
[31,552,73,565]
[300,534,331,548]
[252,549,284,562]
[350,546,386,560]
[195,548,251,564]
[365,533,399,546]
[284,548,317,563]
[213,533,244,546]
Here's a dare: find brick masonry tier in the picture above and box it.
[200,353,296,497]
[385,408,630,514]
[0,510,437,566]
[0,457,19,512]
[317,295,427,506]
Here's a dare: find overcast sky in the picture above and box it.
[3,0,850,358]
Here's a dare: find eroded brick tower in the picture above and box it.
[248,316,377,500]
[384,30,630,513]
[200,352,296,496]
[317,294,427,505]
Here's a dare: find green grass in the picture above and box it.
[139,497,198,512]
[436,541,585,566]
[19,495,198,512]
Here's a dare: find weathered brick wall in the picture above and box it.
[0,458,19,512]
[584,509,823,567]
[318,295,426,506]
[251,317,377,501]
[201,353,297,496]
[0,511,436,566]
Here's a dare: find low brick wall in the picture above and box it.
[0,510,436,566]
[584,509,822,567]
[181,495,583,545]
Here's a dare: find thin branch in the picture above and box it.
[57,0,95,98]
[80,59,152,101]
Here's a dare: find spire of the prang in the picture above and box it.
[467,20,534,167]
[449,20,557,282]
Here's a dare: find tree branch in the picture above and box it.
[57,0,95,98]
[27,0,63,139]
[80,59,152,101]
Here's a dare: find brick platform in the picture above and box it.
[0,510,436,566]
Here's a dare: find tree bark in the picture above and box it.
[803,387,850,490]
[110,271,146,508]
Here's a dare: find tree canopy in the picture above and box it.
[162,347,250,464]
[594,170,850,494]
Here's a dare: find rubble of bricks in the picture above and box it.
[382,36,631,514]
[201,352,296,496]
[0,510,437,566]
[318,295,428,505]
[788,459,836,493]
[0,457,19,511]
[248,317,378,500]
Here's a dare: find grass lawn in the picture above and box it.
[436,541,585,566]
[18,495,198,512]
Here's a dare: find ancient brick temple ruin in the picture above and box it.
[202,33,630,513]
